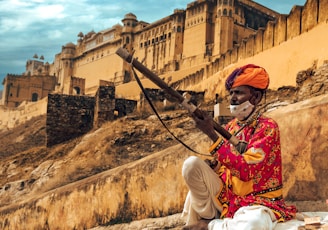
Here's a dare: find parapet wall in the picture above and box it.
[0,84,138,144]
[46,94,95,147]
[174,0,328,98]
[0,98,48,130]
[45,84,140,147]
[94,85,116,128]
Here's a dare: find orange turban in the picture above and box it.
[225,64,269,91]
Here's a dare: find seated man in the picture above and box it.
[182,64,297,230]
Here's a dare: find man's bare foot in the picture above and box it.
[182,219,212,230]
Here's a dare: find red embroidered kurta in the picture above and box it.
[215,114,297,222]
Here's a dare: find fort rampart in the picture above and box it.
[46,94,95,147]
[0,98,48,129]
[168,0,328,98]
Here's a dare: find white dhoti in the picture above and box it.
[208,205,277,230]
[181,156,277,230]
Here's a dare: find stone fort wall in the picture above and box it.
[0,97,48,130]
[166,0,328,96]
[116,0,327,90]
[46,94,95,147]
[116,0,328,102]
[50,0,278,96]
[46,85,139,147]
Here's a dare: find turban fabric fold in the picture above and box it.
[225,64,269,91]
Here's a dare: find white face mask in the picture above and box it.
[229,100,254,121]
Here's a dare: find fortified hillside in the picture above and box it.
[2,62,326,205]
[1,0,328,228]
[0,63,328,229]
[2,0,279,107]
[3,0,328,108]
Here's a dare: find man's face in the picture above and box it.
[229,85,253,105]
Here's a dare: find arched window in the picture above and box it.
[31,93,38,102]
[73,87,81,95]
[223,9,228,16]
[126,37,130,44]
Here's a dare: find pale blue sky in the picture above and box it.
[0,0,306,90]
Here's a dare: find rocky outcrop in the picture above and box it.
[0,132,209,229]
[269,94,328,201]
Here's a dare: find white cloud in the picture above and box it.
[35,4,66,19]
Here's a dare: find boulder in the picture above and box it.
[268,94,328,202]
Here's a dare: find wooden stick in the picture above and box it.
[116,47,242,149]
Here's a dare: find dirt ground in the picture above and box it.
[0,90,296,208]
[0,109,201,204]
[0,84,299,190]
